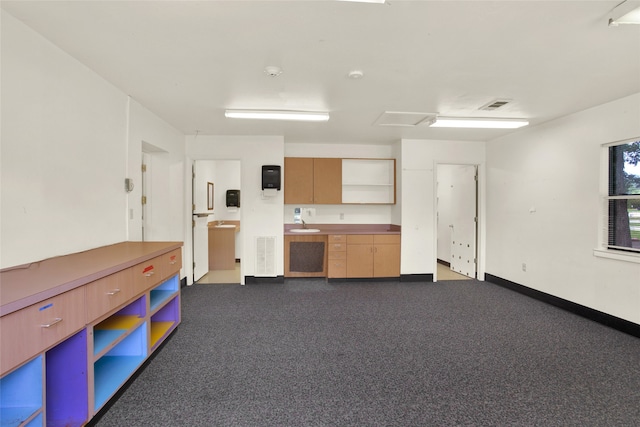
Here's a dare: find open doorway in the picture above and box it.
[192,160,242,284]
[436,164,478,281]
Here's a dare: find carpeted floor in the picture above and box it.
[95,279,640,427]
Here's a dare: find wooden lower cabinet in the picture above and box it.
[327,235,347,278]
[0,242,182,427]
[346,234,400,278]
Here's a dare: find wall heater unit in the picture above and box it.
[255,236,277,277]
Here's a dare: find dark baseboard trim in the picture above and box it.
[485,273,640,339]
[85,326,179,426]
[436,259,451,267]
[400,274,434,283]
[180,277,187,288]
[327,276,402,283]
[244,275,285,284]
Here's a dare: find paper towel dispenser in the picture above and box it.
[226,189,240,208]
[262,165,281,190]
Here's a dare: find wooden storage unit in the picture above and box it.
[346,234,400,278]
[284,157,342,204]
[284,157,396,205]
[208,224,238,270]
[284,157,314,204]
[313,158,342,204]
[0,241,182,427]
[284,234,328,277]
[327,234,347,278]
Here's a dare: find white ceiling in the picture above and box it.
[2,0,639,144]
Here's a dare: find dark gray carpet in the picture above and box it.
[95,279,640,426]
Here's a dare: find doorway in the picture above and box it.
[192,160,242,284]
[436,164,478,281]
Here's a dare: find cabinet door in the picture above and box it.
[373,244,401,277]
[284,157,314,204]
[346,244,374,278]
[313,158,342,204]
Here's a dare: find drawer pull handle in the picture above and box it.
[41,318,63,328]
[169,261,177,265]
[144,271,155,277]
[106,289,121,296]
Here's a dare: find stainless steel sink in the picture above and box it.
[290,228,321,233]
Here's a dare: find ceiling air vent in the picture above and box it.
[479,99,511,111]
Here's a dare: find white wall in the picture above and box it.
[185,136,285,285]
[127,99,185,246]
[400,139,486,277]
[1,12,128,267]
[1,12,186,273]
[283,142,397,225]
[486,93,640,324]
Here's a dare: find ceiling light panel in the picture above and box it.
[225,110,330,122]
[609,1,640,25]
[429,117,529,129]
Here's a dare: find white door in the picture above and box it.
[193,216,209,281]
[141,153,151,241]
[450,165,477,278]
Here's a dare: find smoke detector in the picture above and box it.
[348,70,364,79]
[264,66,283,77]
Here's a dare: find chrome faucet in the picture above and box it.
[218,220,224,225]
[301,219,307,229]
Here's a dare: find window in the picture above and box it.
[607,139,640,253]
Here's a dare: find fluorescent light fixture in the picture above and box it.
[338,0,386,3]
[609,0,640,25]
[429,117,529,129]
[225,110,330,122]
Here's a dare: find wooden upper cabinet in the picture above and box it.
[284,157,314,204]
[284,157,396,205]
[313,158,342,204]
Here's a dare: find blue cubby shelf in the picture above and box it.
[24,412,43,427]
[0,355,43,427]
[93,296,146,357]
[150,296,180,350]
[150,275,179,313]
[93,322,148,411]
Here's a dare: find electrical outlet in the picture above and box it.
[522,263,527,272]
[339,213,344,220]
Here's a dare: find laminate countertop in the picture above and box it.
[0,241,182,316]
[284,224,400,236]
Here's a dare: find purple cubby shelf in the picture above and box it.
[46,329,88,427]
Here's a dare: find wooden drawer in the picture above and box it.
[162,248,182,278]
[328,234,346,243]
[328,251,346,260]
[347,234,374,244]
[327,260,347,278]
[0,287,85,375]
[374,234,401,245]
[132,255,163,296]
[328,242,346,252]
[85,268,134,323]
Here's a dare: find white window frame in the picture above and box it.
[594,137,640,264]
